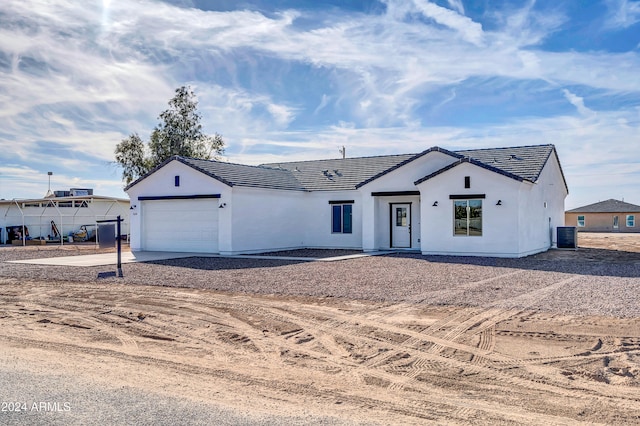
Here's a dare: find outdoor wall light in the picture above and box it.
[432,201,438,207]
[129,205,137,210]
[496,200,502,206]
[219,203,227,209]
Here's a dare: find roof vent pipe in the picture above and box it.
[339,146,346,159]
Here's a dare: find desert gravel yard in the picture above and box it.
[1,234,639,317]
[1,233,639,425]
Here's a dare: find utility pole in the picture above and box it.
[46,171,53,197]
[339,146,346,159]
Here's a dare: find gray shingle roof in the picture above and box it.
[263,144,560,191]
[456,144,555,183]
[566,199,640,213]
[125,144,565,193]
[263,153,418,191]
[414,157,526,185]
[177,157,305,191]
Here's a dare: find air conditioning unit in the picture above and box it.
[557,226,577,249]
[70,188,93,196]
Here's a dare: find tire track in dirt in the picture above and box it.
[4,299,141,352]
[326,305,638,408]
[0,333,552,425]
[2,280,640,424]
[139,294,615,420]
[199,295,640,415]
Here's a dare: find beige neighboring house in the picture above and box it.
[565,199,640,233]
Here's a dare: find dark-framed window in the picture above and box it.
[577,215,585,227]
[331,204,353,234]
[454,199,482,236]
[627,215,635,227]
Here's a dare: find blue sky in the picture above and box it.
[0,0,639,209]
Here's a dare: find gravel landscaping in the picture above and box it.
[248,248,364,258]
[1,239,639,318]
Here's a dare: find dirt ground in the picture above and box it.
[0,233,639,425]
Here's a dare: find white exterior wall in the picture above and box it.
[517,153,568,254]
[417,163,524,257]
[302,191,363,249]
[228,189,363,254]
[0,198,129,244]
[126,160,231,252]
[228,187,305,254]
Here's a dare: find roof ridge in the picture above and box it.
[566,198,640,213]
[179,156,278,170]
[260,152,416,166]
[261,144,554,166]
[456,144,554,153]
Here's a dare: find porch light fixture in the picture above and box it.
[219,203,226,209]
[432,201,438,207]
[129,205,137,210]
[496,200,502,206]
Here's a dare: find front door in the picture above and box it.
[391,203,411,248]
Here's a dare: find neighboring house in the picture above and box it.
[125,144,568,258]
[0,190,130,244]
[565,199,640,233]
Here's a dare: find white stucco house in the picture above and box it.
[124,144,568,258]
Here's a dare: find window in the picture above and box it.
[175,175,180,187]
[454,199,482,236]
[613,216,619,229]
[577,215,585,227]
[464,176,470,189]
[396,207,407,226]
[627,215,635,227]
[331,204,352,234]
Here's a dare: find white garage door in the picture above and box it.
[142,199,219,253]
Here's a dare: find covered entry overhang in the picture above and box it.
[364,190,421,251]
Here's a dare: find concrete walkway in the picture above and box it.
[7,250,396,267]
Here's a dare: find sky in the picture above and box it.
[0,0,639,209]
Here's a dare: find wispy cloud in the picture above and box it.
[604,0,640,28]
[0,0,638,208]
[446,0,465,15]
[411,0,484,45]
[562,89,594,116]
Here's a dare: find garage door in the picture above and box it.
[142,199,219,252]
